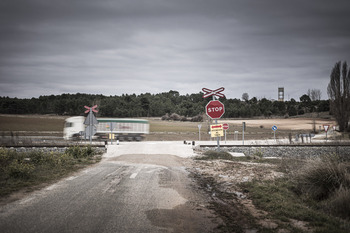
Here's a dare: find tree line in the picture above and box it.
[0,90,329,119]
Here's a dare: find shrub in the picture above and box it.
[170,113,181,121]
[0,147,10,165]
[196,150,233,160]
[8,160,35,178]
[253,148,263,159]
[161,113,170,120]
[57,153,73,165]
[65,146,95,159]
[180,116,188,121]
[327,186,350,219]
[191,114,203,122]
[84,145,94,157]
[30,151,48,164]
[296,154,350,200]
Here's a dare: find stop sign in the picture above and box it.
[206,100,225,119]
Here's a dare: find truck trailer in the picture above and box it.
[63,116,149,141]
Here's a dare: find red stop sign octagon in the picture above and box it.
[206,100,225,119]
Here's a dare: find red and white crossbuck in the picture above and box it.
[202,87,225,98]
[84,105,98,113]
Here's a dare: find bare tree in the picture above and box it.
[327,61,350,132]
[307,89,322,101]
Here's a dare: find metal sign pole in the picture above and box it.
[272,125,277,142]
[110,122,113,145]
[242,122,245,145]
[198,124,201,141]
[213,95,220,151]
[225,129,227,144]
[89,108,93,144]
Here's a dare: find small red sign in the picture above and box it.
[206,100,225,119]
[223,123,229,130]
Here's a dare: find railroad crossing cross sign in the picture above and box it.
[206,100,225,119]
[202,87,225,99]
[210,124,224,137]
[84,105,98,113]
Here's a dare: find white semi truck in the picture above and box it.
[63,116,149,141]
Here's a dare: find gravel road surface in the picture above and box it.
[0,142,218,233]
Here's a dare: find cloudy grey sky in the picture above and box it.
[1,0,349,100]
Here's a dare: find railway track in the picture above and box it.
[199,143,350,148]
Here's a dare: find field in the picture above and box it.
[0,113,339,141]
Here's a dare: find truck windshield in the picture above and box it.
[65,122,73,128]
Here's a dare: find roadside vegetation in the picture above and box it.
[0,146,102,198]
[194,151,350,232]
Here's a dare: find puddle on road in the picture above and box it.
[106,153,220,232]
[146,203,219,233]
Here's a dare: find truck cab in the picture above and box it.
[63,116,85,140]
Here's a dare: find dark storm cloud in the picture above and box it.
[0,0,349,100]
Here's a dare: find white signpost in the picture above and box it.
[198,124,202,141]
[242,122,246,145]
[272,125,278,141]
[323,125,330,140]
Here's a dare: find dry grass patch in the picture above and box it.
[190,151,350,232]
[0,115,65,132]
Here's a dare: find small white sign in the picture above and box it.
[323,125,329,132]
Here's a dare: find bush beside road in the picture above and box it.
[0,146,102,202]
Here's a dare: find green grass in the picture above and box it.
[0,146,102,198]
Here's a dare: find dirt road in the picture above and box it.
[0,142,219,233]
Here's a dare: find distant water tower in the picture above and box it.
[278,87,284,101]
